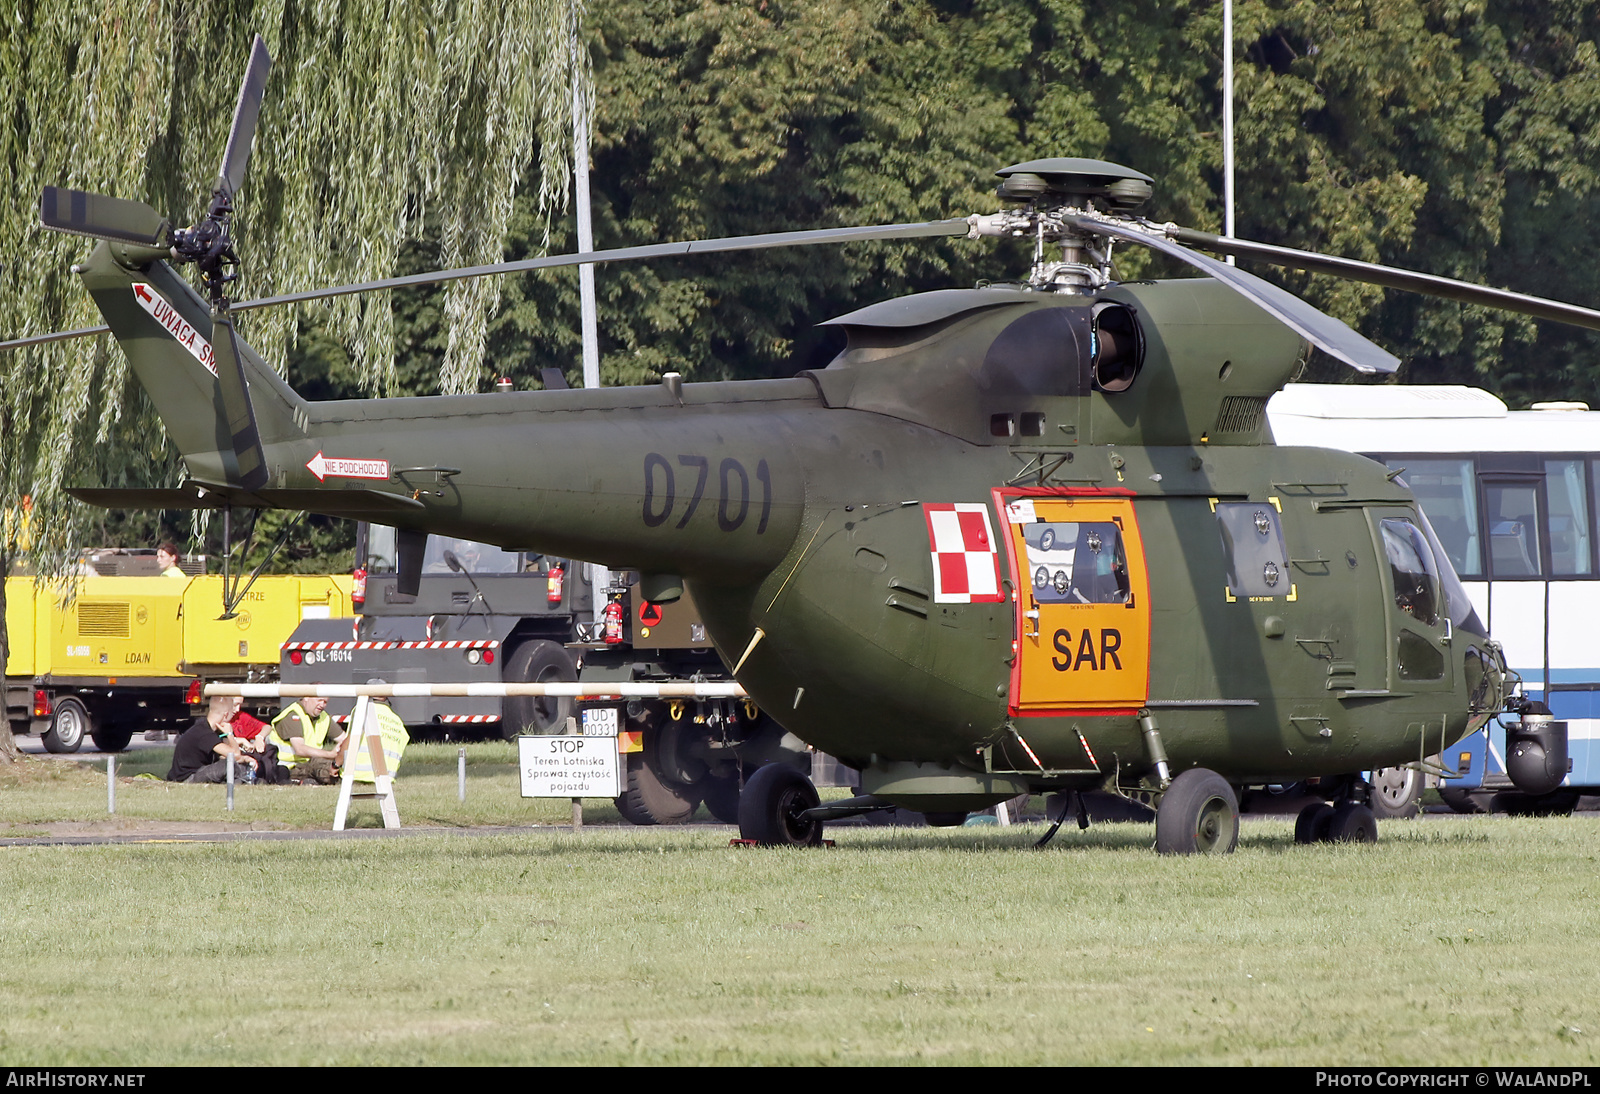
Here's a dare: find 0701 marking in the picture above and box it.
[643,453,771,534]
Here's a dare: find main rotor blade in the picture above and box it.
[211,315,269,492]
[1170,226,1600,335]
[1068,215,1400,374]
[230,219,974,311]
[40,187,170,246]
[1,218,970,351]
[217,35,272,200]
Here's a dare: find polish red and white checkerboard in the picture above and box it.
[923,503,1004,603]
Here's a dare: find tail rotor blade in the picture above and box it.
[216,35,272,200]
[40,186,170,246]
[211,315,269,492]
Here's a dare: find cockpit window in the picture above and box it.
[1381,519,1441,626]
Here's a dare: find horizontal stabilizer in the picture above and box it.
[40,186,170,246]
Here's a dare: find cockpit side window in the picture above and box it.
[1381,518,1441,626]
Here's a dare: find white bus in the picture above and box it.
[1268,384,1600,812]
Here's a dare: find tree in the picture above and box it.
[377,1,1600,401]
[0,0,588,759]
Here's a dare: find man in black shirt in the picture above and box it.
[166,695,260,783]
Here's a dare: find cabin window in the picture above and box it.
[990,413,1016,438]
[1547,459,1593,575]
[1380,519,1441,626]
[1020,412,1046,437]
[1024,521,1131,604]
[1384,459,1480,576]
[1214,503,1289,598]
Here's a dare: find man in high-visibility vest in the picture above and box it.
[339,683,410,782]
[267,694,345,784]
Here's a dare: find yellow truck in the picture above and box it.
[3,551,352,752]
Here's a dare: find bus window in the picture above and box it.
[1546,459,1592,575]
[1385,459,1481,576]
[1485,484,1542,577]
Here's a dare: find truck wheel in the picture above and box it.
[700,772,743,824]
[620,752,700,825]
[1154,768,1239,854]
[1369,766,1421,819]
[1493,790,1579,817]
[43,698,92,754]
[90,723,136,753]
[614,782,655,826]
[737,763,823,846]
[500,640,576,739]
[1439,787,1486,814]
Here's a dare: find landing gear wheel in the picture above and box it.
[738,763,823,846]
[1326,801,1378,843]
[1439,787,1485,814]
[90,723,135,753]
[1369,766,1422,819]
[619,751,701,825]
[500,640,577,739]
[700,772,743,824]
[1154,769,1239,854]
[922,811,969,827]
[1294,802,1335,844]
[43,698,92,754]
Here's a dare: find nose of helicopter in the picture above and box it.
[1466,640,1508,735]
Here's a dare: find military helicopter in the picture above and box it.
[12,37,1595,852]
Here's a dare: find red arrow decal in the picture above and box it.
[134,284,152,302]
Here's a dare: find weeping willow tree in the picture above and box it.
[0,0,589,758]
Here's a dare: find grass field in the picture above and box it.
[1,747,1599,1065]
[0,741,630,832]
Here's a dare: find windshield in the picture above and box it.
[365,526,522,574]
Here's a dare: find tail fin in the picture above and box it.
[77,241,305,487]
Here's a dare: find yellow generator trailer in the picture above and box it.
[4,551,351,752]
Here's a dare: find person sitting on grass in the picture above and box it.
[231,708,290,785]
[267,694,345,784]
[165,695,260,784]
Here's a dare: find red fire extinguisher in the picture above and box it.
[351,566,367,608]
[547,562,564,604]
[603,595,625,645]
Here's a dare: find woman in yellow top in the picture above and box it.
[155,541,186,578]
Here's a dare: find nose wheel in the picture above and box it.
[737,763,824,846]
[1295,800,1378,844]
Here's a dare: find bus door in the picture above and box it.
[1477,466,1548,692]
[998,490,1151,715]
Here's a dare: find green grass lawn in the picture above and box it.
[0,741,633,830]
[1,792,1598,1064]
